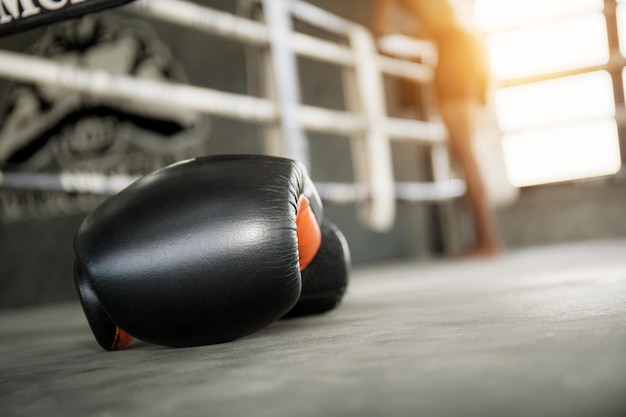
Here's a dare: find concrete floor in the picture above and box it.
[1,239,626,417]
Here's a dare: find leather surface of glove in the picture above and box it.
[74,154,349,350]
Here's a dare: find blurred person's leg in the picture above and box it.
[440,98,501,256]
[436,28,502,256]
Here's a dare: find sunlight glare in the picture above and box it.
[475,0,603,31]
[486,14,608,80]
[616,4,626,56]
[502,120,621,186]
[494,71,615,131]
[474,0,621,187]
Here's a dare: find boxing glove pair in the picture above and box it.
[74,155,350,350]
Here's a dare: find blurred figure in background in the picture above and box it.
[372,0,502,257]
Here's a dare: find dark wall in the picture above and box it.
[496,178,626,248]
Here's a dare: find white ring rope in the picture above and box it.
[0,0,461,231]
[0,50,278,123]
[0,171,465,203]
[0,50,445,143]
[129,0,434,83]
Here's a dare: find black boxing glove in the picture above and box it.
[286,219,349,318]
[73,154,350,350]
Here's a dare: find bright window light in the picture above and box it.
[475,0,603,31]
[502,120,621,187]
[486,14,608,80]
[494,71,615,131]
[475,0,621,187]
[615,4,626,56]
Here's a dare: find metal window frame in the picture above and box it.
[490,0,626,183]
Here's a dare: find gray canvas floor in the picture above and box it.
[2,239,626,417]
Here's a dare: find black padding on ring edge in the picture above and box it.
[0,0,135,37]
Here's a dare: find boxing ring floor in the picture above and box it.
[1,239,626,417]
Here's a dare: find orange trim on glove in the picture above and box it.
[296,195,322,271]
[113,327,134,350]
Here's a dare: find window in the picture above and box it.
[475,0,622,187]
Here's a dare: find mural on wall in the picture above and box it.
[0,13,212,223]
